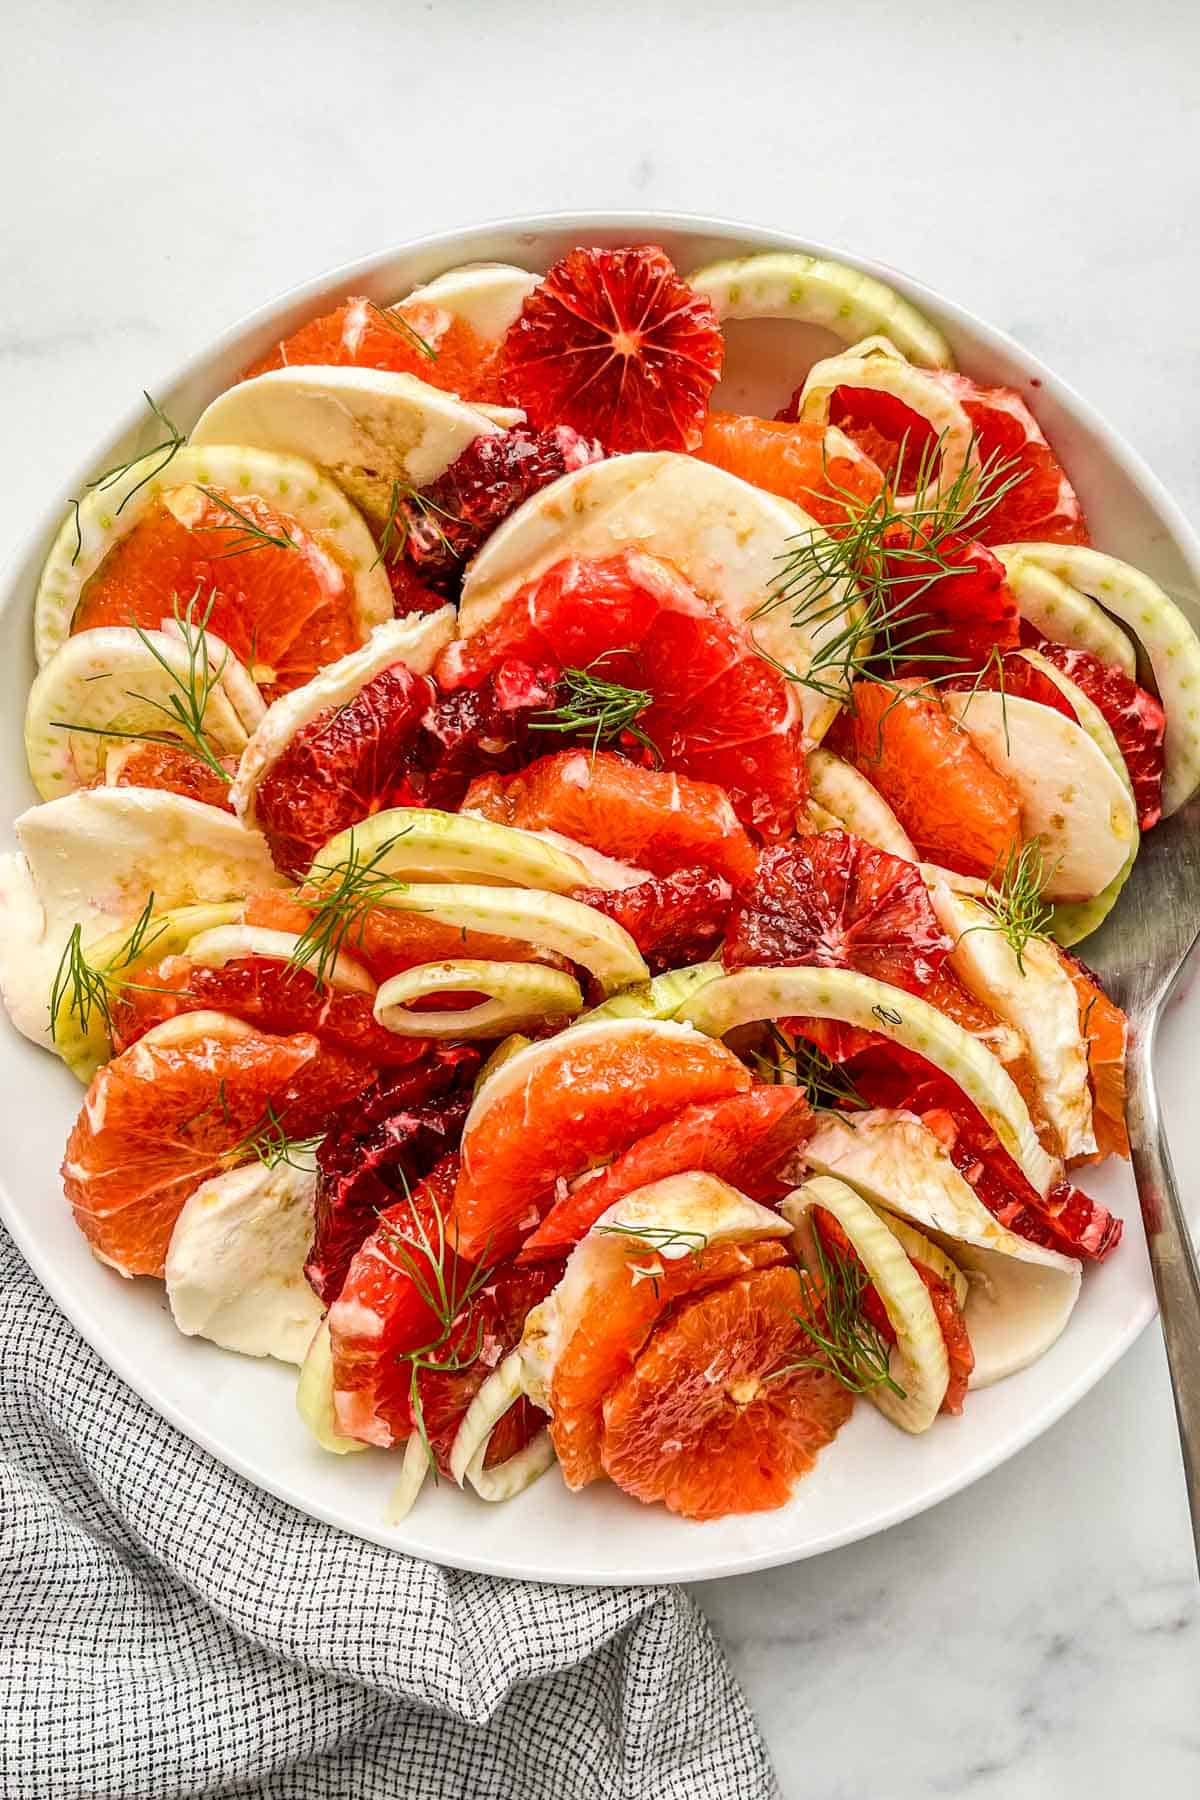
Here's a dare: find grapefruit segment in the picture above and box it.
[521,1086,813,1260]
[452,1020,754,1262]
[599,1264,853,1518]
[463,750,758,886]
[62,1015,372,1277]
[827,680,1023,878]
[695,412,884,529]
[242,293,506,402]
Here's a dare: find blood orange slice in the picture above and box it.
[309,1049,479,1306]
[695,412,884,529]
[548,1238,790,1491]
[106,951,422,1068]
[69,490,359,700]
[828,680,1023,878]
[811,374,1088,546]
[723,831,952,993]
[254,662,434,877]
[463,749,759,886]
[97,742,237,811]
[572,868,732,974]
[499,245,724,453]
[451,1020,754,1262]
[242,294,505,402]
[62,1016,372,1277]
[1036,642,1165,829]
[521,1086,811,1261]
[599,1265,853,1519]
[328,1154,559,1458]
[942,647,1078,721]
[442,551,805,840]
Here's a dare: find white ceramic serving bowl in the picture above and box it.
[2,213,1196,1585]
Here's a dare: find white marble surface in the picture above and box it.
[3,1,1199,1793]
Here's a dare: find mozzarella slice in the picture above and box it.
[942,691,1136,901]
[190,368,500,532]
[34,443,392,668]
[231,610,455,827]
[25,626,254,800]
[802,1109,1081,1385]
[0,787,286,1051]
[398,262,540,339]
[165,1158,324,1363]
[458,451,860,746]
[519,1170,790,1412]
[928,881,1094,1159]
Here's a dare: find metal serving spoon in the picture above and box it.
[1083,793,1200,1561]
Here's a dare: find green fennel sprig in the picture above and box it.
[531,654,659,761]
[195,488,299,558]
[772,1227,906,1399]
[68,393,186,566]
[48,894,165,1043]
[285,829,415,988]
[223,1102,325,1173]
[373,1186,495,1476]
[50,586,236,785]
[968,839,1055,974]
[367,300,439,361]
[749,1024,866,1112]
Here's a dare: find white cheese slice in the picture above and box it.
[398,262,540,339]
[165,1158,324,1363]
[0,787,286,1051]
[190,368,500,531]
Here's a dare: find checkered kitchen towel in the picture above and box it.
[0,1225,779,1800]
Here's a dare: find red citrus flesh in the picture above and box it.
[723,831,952,993]
[598,1265,854,1519]
[108,953,427,1069]
[813,375,1089,546]
[521,1086,812,1260]
[442,551,805,840]
[828,680,1023,878]
[242,295,505,403]
[500,245,724,453]
[463,749,759,886]
[571,867,732,974]
[254,662,435,877]
[451,1025,754,1263]
[94,742,237,811]
[549,1238,791,1490]
[70,493,359,699]
[1036,642,1165,829]
[62,1024,372,1277]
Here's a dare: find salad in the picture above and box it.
[3,241,1197,1527]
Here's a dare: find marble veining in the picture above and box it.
[2,2,1198,1795]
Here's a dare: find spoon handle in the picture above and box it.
[1127,1012,1200,1566]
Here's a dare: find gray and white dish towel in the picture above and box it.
[0,1225,779,1798]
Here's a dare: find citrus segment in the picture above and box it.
[106,952,419,1068]
[463,749,758,886]
[544,1234,790,1490]
[1059,954,1129,1160]
[452,1020,754,1261]
[69,490,360,700]
[599,1266,853,1518]
[62,1018,372,1277]
[242,294,506,402]
[828,681,1022,878]
[521,1086,811,1260]
[572,868,732,974]
[694,413,884,529]
[499,245,724,453]
[100,742,237,811]
[1036,642,1165,829]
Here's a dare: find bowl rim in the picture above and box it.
[2,209,1190,1583]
